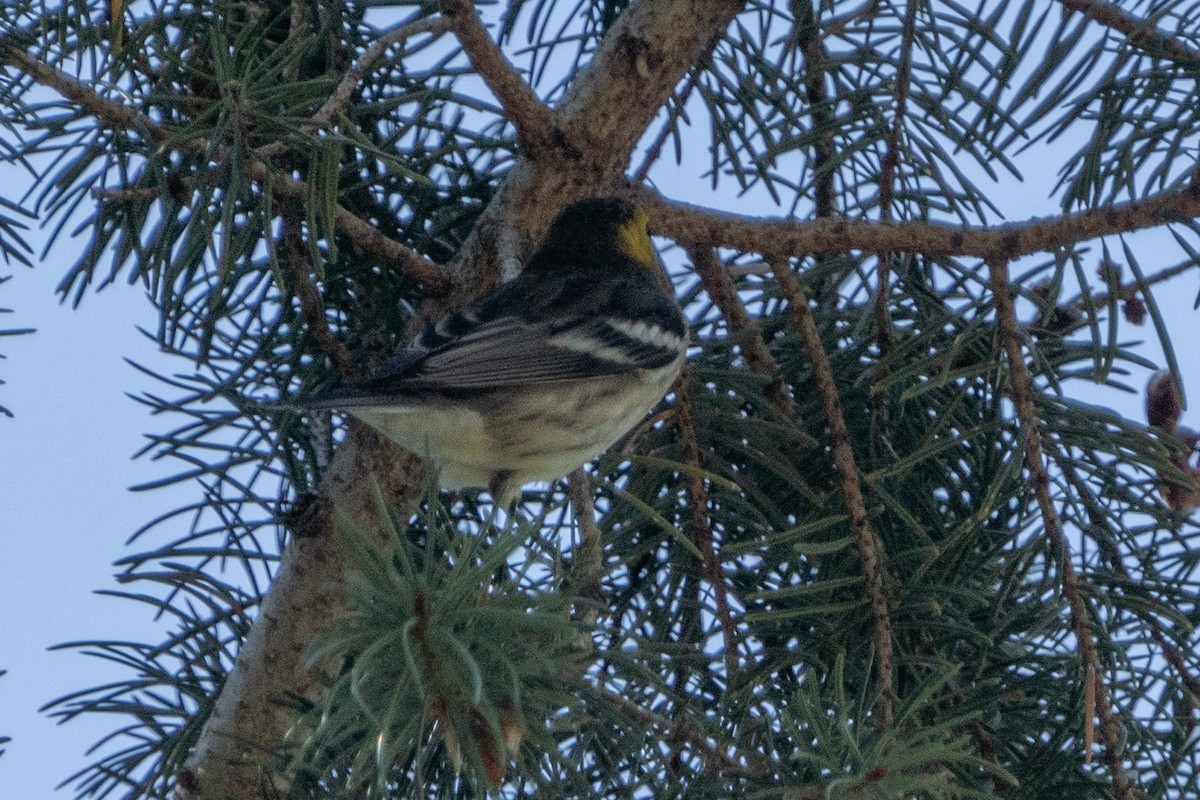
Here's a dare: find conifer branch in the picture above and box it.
[867,0,917,456]
[986,255,1132,799]
[2,38,446,291]
[176,429,425,800]
[872,0,918,363]
[0,43,166,139]
[770,259,896,729]
[328,202,448,290]
[794,1,836,219]
[311,16,452,131]
[16,0,1200,792]
[1058,0,1200,64]
[241,151,448,292]
[676,367,741,678]
[252,16,450,159]
[174,2,752,795]
[638,184,1200,261]
[248,156,449,290]
[566,470,604,629]
[688,245,793,415]
[282,207,360,381]
[438,0,561,153]
[598,687,771,778]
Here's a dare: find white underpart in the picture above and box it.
[345,355,685,492]
[348,405,490,485]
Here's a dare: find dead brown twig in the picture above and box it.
[688,245,794,415]
[769,258,896,729]
[986,255,1132,798]
[281,206,361,381]
[676,367,742,680]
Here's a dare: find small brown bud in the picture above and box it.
[1146,372,1200,513]
[1123,297,1146,325]
[1147,371,1183,432]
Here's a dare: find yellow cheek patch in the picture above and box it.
[617,208,655,268]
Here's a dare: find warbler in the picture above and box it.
[289,197,688,498]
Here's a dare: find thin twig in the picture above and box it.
[986,255,1132,798]
[311,16,451,130]
[770,259,896,729]
[565,470,604,629]
[282,205,360,381]
[438,0,560,153]
[688,245,794,415]
[635,184,1200,263]
[1058,0,1200,64]
[1,43,166,140]
[1062,256,1197,310]
[1059,466,1200,707]
[632,70,698,182]
[794,0,836,218]
[598,687,772,779]
[872,0,918,362]
[91,185,165,202]
[676,367,741,680]
[819,0,882,43]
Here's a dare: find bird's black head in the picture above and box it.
[534,196,655,269]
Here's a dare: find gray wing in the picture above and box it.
[362,313,683,394]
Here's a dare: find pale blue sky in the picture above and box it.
[0,244,188,792]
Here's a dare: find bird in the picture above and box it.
[284,196,688,500]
